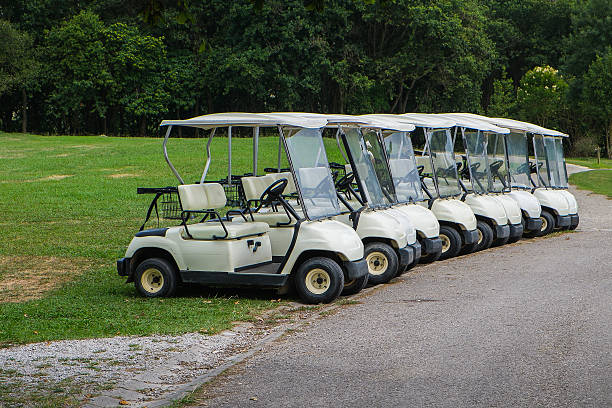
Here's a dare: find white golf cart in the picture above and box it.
[116,113,368,304]
[436,114,524,248]
[271,113,417,287]
[359,114,443,263]
[398,114,479,260]
[531,127,578,232]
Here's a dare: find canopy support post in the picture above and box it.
[163,125,185,184]
[253,127,259,176]
[277,132,282,172]
[228,126,232,186]
[200,128,216,184]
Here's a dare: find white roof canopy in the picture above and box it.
[397,113,456,129]
[357,114,417,132]
[449,113,568,137]
[160,112,328,129]
[436,113,510,134]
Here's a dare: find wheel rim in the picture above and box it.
[366,251,388,275]
[344,279,355,287]
[440,234,451,253]
[305,268,331,295]
[141,268,164,294]
[540,216,548,232]
[477,228,483,244]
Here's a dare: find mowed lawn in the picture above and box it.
[0,132,343,345]
[569,170,612,198]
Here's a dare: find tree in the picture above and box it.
[516,66,568,129]
[0,20,38,132]
[582,50,612,158]
[487,71,515,117]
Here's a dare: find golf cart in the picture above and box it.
[531,128,578,232]
[275,113,418,287]
[398,114,479,260]
[452,114,544,236]
[359,114,443,263]
[116,113,368,304]
[436,114,523,248]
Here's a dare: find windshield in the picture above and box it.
[383,131,424,203]
[427,129,461,198]
[342,127,393,207]
[486,132,510,192]
[545,136,569,188]
[533,134,552,187]
[283,127,341,219]
[505,132,531,189]
[462,129,490,194]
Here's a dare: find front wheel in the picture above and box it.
[294,257,344,304]
[438,226,462,260]
[474,220,494,252]
[537,210,555,236]
[134,258,178,297]
[364,242,399,285]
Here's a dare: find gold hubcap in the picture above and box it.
[366,251,388,275]
[141,268,164,294]
[344,279,355,287]
[477,228,483,244]
[305,268,330,295]
[440,235,451,253]
[540,216,548,231]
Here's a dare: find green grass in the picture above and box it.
[569,170,612,198]
[0,131,346,345]
[566,157,612,169]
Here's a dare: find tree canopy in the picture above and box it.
[0,0,610,155]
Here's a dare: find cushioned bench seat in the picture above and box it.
[181,221,269,240]
[249,212,296,227]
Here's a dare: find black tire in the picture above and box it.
[474,220,494,252]
[537,210,555,236]
[341,274,368,296]
[418,237,442,264]
[294,257,344,304]
[507,224,523,244]
[459,241,478,255]
[364,242,399,285]
[522,215,539,238]
[438,226,462,260]
[134,257,178,298]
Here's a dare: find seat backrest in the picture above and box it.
[241,175,275,202]
[265,172,297,195]
[298,166,329,189]
[178,183,226,210]
[388,158,414,178]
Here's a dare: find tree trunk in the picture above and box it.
[608,119,612,159]
[139,117,146,137]
[21,88,27,133]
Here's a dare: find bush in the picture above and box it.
[570,134,600,157]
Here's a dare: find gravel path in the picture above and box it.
[187,167,612,407]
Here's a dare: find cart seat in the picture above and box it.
[181,221,269,240]
[241,173,296,202]
[249,212,295,227]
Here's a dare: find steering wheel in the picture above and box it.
[490,160,504,175]
[260,178,288,205]
[335,172,355,191]
[516,162,530,174]
[417,165,424,176]
[470,162,481,172]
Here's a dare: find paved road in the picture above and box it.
[195,172,612,408]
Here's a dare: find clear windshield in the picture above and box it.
[486,132,510,193]
[428,129,461,198]
[545,136,569,188]
[283,127,341,219]
[533,134,551,187]
[462,129,490,194]
[342,127,393,207]
[505,132,532,189]
[362,130,397,203]
[383,131,424,202]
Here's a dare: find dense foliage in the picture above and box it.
[0,0,610,155]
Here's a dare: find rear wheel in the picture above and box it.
[438,226,462,260]
[294,257,344,304]
[134,258,177,297]
[475,220,494,252]
[341,274,368,296]
[537,210,555,236]
[364,242,399,285]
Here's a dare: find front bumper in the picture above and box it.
[570,214,579,228]
[420,237,442,256]
[556,214,571,228]
[524,216,543,232]
[509,223,523,239]
[408,241,422,262]
[494,224,510,240]
[342,258,368,281]
[398,246,415,268]
[462,229,479,245]
[117,257,131,277]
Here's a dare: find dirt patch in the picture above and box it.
[108,173,140,179]
[0,256,93,303]
[0,153,26,159]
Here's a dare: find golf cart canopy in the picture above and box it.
[160,112,328,129]
[435,113,510,134]
[398,113,456,129]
